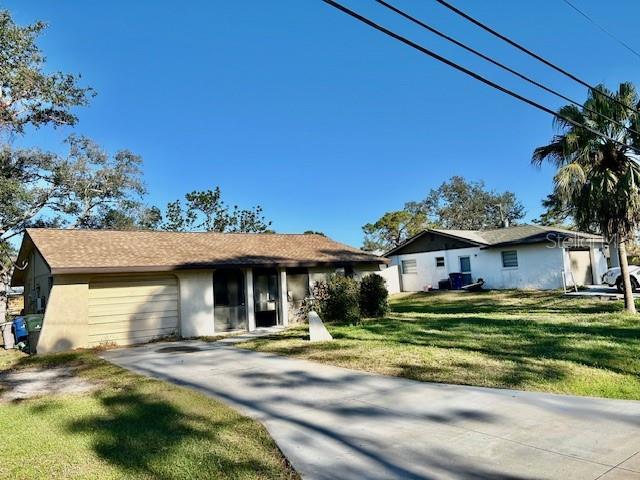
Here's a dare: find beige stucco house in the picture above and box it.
[11,228,385,353]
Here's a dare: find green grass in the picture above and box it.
[0,350,298,480]
[239,290,640,400]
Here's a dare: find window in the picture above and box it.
[502,250,518,268]
[435,257,445,268]
[213,269,246,307]
[401,259,417,274]
[286,268,310,302]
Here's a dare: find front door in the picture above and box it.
[253,268,280,327]
[213,269,247,332]
[459,256,472,286]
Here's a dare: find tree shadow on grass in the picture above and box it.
[65,386,294,479]
[391,291,626,315]
[351,316,640,378]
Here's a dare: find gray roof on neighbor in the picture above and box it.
[435,225,602,245]
[386,224,604,256]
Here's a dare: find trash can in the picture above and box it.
[28,327,41,354]
[24,314,44,332]
[24,315,44,355]
[12,317,28,343]
[449,272,464,290]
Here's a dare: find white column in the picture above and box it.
[278,267,289,327]
[245,268,256,331]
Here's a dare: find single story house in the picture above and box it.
[385,225,608,292]
[11,228,385,353]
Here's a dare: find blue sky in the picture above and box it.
[5,0,640,246]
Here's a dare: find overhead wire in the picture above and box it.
[320,0,639,153]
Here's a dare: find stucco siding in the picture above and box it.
[390,244,576,291]
[24,250,52,314]
[475,245,564,289]
[563,247,608,287]
[176,270,215,337]
[374,265,401,294]
[353,262,383,278]
[593,247,608,284]
[37,275,89,354]
[390,247,479,292]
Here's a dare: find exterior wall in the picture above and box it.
[176,270,215,337]
[374,265,401,294]
[353,262,383,278]
[563,246,608,287]
[37,274,90,354]
[473,245,564,290]
[390,246,479,291]
[34,262,384,352]
[308,266,332,287]
[23,250,52,314]
[592,247,608,284]
[390,243,582,291]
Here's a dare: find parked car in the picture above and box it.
[602,266,640,292]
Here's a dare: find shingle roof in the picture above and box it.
[386,224,604,256]
[17,228,385,276]
[429,229,489,245]
[473,225,603,246]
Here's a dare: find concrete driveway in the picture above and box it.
[102,336,640,480]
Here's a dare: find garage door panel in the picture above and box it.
[89,299,178,317]
[88,310,178,326]
[88,318,178,336]
[88,328,177,347]
[90,277,177,288]
[89,293,177,307]
[88,276,179,347]
[89,286,178,300]
[91,292,178,305]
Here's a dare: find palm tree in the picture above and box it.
[532,82,640,313]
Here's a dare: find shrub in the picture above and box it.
[359,274,389,317]
[313,274,360,323]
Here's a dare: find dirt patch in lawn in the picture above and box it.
[0,367,96,402]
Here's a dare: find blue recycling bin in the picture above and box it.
[449,272,464,290]
[12,317,28,342]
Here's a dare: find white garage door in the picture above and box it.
[88,276,179,347]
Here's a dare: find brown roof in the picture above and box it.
[15,228,385,278]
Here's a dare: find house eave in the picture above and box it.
[50,258,387,276]
[384,229,486,257]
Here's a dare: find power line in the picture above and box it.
[320,0,639,154]
[375,0,640,138]
[435,0,640,116]
[561,0,640,61]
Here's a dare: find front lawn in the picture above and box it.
[239,290,640,400]
[0,350,298,480]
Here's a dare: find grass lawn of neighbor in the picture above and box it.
[239,290,640,400]
[0,349,298,480]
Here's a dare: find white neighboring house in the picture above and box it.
[385,225,608,291]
